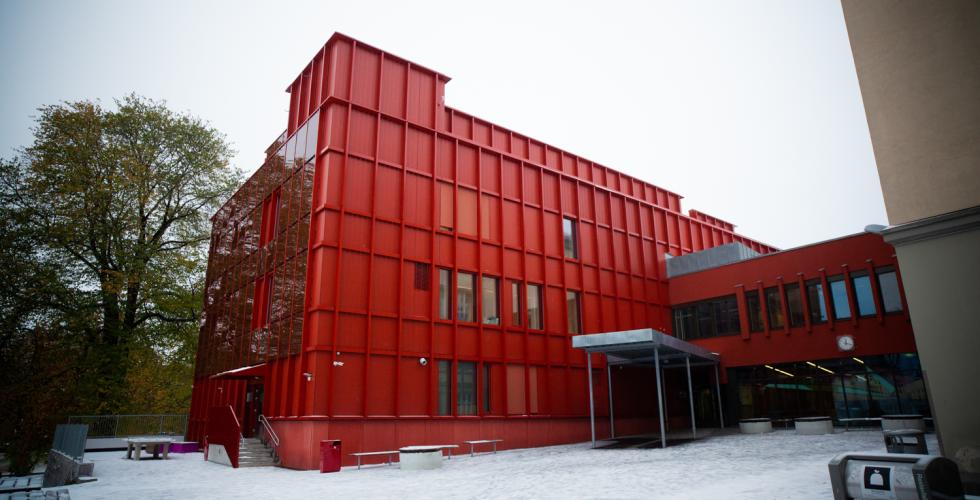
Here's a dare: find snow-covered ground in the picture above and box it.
[61,430,938,500]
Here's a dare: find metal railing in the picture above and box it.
[257,414,280,450]
[67,414,188,438]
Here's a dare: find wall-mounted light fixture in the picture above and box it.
[303,372,313,381]
[419,357,428,366]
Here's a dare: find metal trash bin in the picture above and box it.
[319,439,342,473]
[828,453,963,500]
[884,430,928,454]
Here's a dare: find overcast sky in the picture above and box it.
[0,0,884,249]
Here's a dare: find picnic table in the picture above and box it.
[125,437,175,460]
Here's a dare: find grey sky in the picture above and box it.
[0,0,884,249]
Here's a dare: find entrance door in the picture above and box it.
[243,381,264,438]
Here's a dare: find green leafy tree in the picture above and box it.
[0,96,240,473]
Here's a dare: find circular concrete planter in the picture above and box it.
[881,414,926,432]
[399,446,443,470]
[794,416,833,435]
[739,418,773,434]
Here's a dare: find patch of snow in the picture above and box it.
[60,430,939,500]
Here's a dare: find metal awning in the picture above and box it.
[572,328,725,449]
[572,328,720,366]
[209,363,267,379]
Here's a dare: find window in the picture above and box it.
[251,273,275,330]
[671,295,740,340]
[566,291,582,334]
[259,188,281,247]
[510,281,522,326]
[563,218,578,259]
[785,283,805,328]
[828,275,851,320]
[806,279,828,323]
[527,284,543,330]
[457,362,477,415]
[439,182,454,231]
[852,272,877,317]
[745,290,764,332]
[765,286,784,329]
[438,269,452,320]
[414,263,431,291]
[482,276,500,325]
[483,364,491,413]
[437,360,451,415]
[714,295,741,335]
[876,267,903,313]
[457,272,476,322]
[304,111,319,163]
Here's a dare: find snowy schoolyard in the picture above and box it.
[60,430,937,500]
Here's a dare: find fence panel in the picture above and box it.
[67,414,188,438]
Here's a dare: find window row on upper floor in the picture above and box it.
[673,266,903,340]
[435,268,581,335]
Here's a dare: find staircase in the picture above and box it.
[238,438,279,467]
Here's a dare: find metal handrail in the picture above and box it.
[258,414,279,448]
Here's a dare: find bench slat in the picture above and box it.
[350,451,398,456]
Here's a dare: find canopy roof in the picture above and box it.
[571,328,720,367]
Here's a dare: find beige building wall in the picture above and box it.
[842,0,980,480]
[841,0,980,225]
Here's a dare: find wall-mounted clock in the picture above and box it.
[837,334,855,352]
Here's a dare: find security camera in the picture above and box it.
[419,357,428,366]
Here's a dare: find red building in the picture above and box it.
[666,232,922,425]
[188,34,922,469]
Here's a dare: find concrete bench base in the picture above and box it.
[881,414,926,432]
[399,447,443,470]
[739,418,773,434]
[795,417,833,435]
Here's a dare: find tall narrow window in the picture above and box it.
[510,281,522,326]
[765,286,784,329]
[457,272,476,322]
[566,291,582,334]
[457,361,477,415]
[805,279,828,323]
[784,283,805,327]
[483,364,491,413]
[438,269,452,320]
[439,182,454,232]
[259,189,281,248]
[673,305,696,340]
[852,273,877,317]
[482,276,500,325]
[876,267,903,313]
[563,218,578,259]
[828,275,851,319]
[251,274,274,330]
[715,295,741,334]
[745,290,763,332]
[437,360,451,416]
[527,284,543,330]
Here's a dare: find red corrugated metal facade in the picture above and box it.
[188,33,916,469]
[669,232,915,368]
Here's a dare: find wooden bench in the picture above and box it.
[350,450,398,469]
[464,439,503,457]
[433,444,459,459]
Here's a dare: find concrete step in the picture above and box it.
[238,459,278,467]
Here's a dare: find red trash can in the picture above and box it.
[320,440,342,473]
